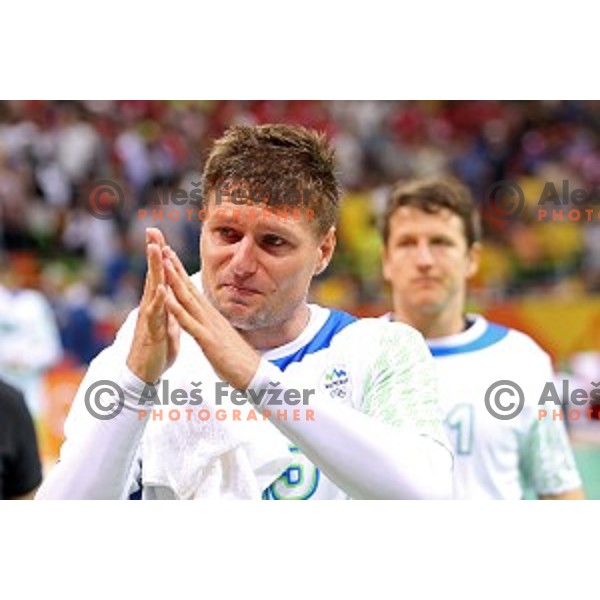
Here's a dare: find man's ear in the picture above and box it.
[314,227,336,275]
[466,241,482,279]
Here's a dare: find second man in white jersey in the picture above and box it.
[380,176,583,499]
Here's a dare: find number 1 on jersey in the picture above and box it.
[445,403,474,455]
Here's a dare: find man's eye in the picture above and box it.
[262,234,286,247]
[216,227,240,241]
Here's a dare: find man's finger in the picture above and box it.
[142,243,164,305]
[163,256,204,322]
[162,246,199,298]
[146,283,168,334]
[165,289,206,343]
[162,245,187,277]
[166,287,181,336]
[143,227,167,301]
[163,245,214,312]
[147,227,166,248]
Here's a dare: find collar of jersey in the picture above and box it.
[261,304,331,363]
[426,314,509,356]
[383,312,508,356]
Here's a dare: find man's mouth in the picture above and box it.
[412,277,440,286]
[220,283,262,296]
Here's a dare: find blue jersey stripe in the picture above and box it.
[428,322,509,357]
[269,309,357,371]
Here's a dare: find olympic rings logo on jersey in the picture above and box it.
[320,364,352,401]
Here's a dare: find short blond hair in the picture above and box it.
[201,124,340,237]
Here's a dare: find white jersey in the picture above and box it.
[385,313,581,499]
[0,285,63,419]
[41,273,450,500]
[257,306,446,499]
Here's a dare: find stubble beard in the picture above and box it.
[203,285,284,331]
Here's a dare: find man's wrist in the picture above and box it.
[126,354,161,386]
[119,364,160,412]
[245,359,286,411]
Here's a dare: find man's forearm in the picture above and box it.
[249,361,453,500]
[36,367,151,500]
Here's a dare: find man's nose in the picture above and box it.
[414,241,435,268]
[230,236,258,277]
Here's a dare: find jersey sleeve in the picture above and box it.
[518,346,582,496]
[36,309,149,499]
[520,414,582,496]
[360,322,451,452]
[247,320,453,499]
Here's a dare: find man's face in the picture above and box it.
[200,195,335,331]
[382,205,480,318]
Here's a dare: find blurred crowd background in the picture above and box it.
[1,101,600,473]
[2,101,600,352]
